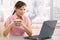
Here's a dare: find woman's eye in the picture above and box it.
[20,9,22,10]
[24,9,26,10]
[19,9,26,11]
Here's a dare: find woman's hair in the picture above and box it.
[12,1,26,15]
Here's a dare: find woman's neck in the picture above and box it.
[16,14,23,20]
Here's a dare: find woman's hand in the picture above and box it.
[3,22,15,37]
[19,20,32,37]
[19,20,26,27]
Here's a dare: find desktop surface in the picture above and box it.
[0,36,60,40]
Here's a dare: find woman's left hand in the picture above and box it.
[19,20,32,37]
[20,21,26,27]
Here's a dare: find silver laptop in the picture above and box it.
[24,20,57,40]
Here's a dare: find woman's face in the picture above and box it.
[15,6,26,17]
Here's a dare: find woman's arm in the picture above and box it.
[20,20,32,37]
[3,22,14,37]
[23,24,32,37]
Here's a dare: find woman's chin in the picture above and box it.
[20,14,23,16]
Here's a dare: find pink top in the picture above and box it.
[4,13,31,36]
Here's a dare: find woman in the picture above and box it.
[3,1,32,37]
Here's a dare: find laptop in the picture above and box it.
[24,20,57,40]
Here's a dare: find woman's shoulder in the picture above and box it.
[7,15,14,19]
[23,14,31,21]
[23,14,29,19]
[5,15,15,22]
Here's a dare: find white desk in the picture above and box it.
[0,36,59,40]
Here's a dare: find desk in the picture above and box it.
[0,36,60,40]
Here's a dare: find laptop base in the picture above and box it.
[40,37,51,39]
[24,35,51,40]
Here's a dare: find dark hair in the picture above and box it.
[12,1,26,15]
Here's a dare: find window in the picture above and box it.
[0,0,60,24]
[53,0,60,24]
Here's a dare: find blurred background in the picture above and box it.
[0,0,60,36]
[0,0,60,23]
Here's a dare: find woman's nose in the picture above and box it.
[22,10,25,13]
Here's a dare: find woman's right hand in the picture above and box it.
[3,20,21,37]
[3,22,15,37]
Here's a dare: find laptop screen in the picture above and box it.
[39,20,57,39]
